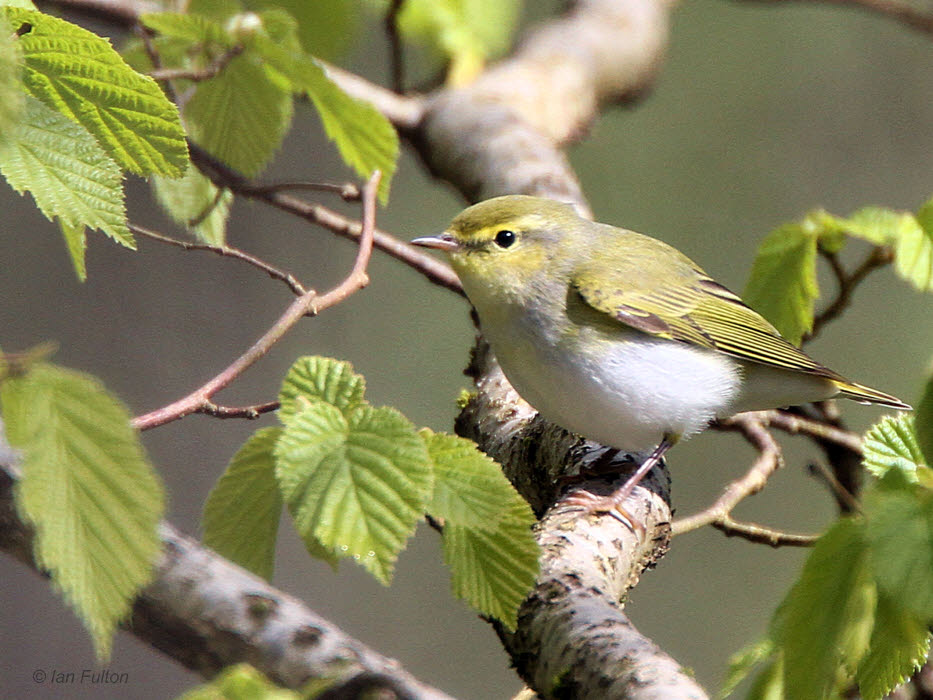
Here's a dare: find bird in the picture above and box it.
[412,195,910,527]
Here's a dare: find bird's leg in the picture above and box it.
[562,434,678,532]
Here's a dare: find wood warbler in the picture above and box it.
[412,195,909,525]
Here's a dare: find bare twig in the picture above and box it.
[250,181,361,200]
[386,0,406,93]
[806,246,894,341]
[195,400,280,420]
[712,516,818,547]
[187,142,464,295]
[766,408,863,453]
[132,171,381,431]
[149,45,244,82]
[129,223,308,296]
[808,461,862,512]
[673,413,786,537]
[740,0,933,35]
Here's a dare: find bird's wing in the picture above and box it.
[570,244,844,381]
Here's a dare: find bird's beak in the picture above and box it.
[411,232,460,252]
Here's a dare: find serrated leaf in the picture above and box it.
[443,497,538,629]
[178,663,300,700]
[153,168,232,246]
[864,476,933,620]
[274,402,433,583]
[916,373,933,468]
[422,428,513,529]
[0,13,24,150]
[0,363,165,659]
[278,355,366,423]
[203,427,283,580]
[59,219,87,281]
[255,40,397,202]
[719,637,776,700]
[244,0,359,59]
[855,593,930,700]
[4,7,188,176]
[777,517,876,700]
[185,51,293,177]
[141,12,231,46]
[0,96,132,248]
[893,212,933,291]
[833,207,906,245]
[744,223,818,345]
[862,414,926,481]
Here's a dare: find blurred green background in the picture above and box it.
[1,1,931,698]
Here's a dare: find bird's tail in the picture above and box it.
[835,380,912,410]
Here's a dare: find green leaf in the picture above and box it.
[862,414,927,481]
[832,207,906,246]
[274,402,433,583]
[392,0,522,82]
[0,363,165,659]
[855,593,930,700]
[0,12,24,151]
[203,427,283,580]
[864,475,933,620]
[255,40,397,202]
[916,372,933,468]
[58,219,87,281]
[719,637,776,700]
[153,168,232,246]
[442,496,538,630]
[184,51,293,177]
[244,0,360,59]
[916,197,933,236]
[422,428,514,529]
[0,96,132,249]
[278,355,366,423]
[141,12,231,46]
[744,223,818,345]
[776,517,876,700]
[4,7,188,176]
[745,656,785,700]
[178,663,299,700]
[893,212,933,291]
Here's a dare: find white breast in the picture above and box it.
[483,312,743,453]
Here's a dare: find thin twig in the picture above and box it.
[741,0,933,34]
[132,171,381,431]
[808,461,862,513]
[386,0,406,93]
[806,246,893,341]
[672,413,786,537]
[251,181,361,201]
[187,142,464,295]
[195,400,280,420]
[764,408,863,453]
[129,223,307,296]
[149,45,244,82]
[712,516,818,547]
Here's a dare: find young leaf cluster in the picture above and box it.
[723,406,933,700]
[0,3,188,280]
[0,355,165,660]
[203,356,539,629]
[744,196,933,344]
[137,6,398,209]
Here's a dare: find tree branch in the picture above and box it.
[0,456,455,700]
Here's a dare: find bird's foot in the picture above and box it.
[561,488,644,537]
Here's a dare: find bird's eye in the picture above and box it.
[494,230,517,248]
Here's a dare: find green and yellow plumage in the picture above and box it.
[413,195,908,520]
